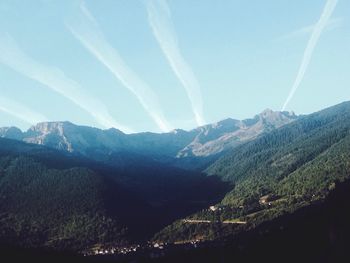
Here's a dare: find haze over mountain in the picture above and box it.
[0,109,297,168]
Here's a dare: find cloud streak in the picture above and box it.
[0,34,132,133]
[282,0,338,111]
[277,17,343,41]
[66,2,172,132]
[146,0,205,126]
[0,96,49,124]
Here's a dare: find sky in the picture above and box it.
[0,0,349,133]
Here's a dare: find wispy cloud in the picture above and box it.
[66,2,172,132]
[277,17,343,41]
[0,95,48,124]
[0,33,132,133]
[146,0,205,126]
[282,0,338,111]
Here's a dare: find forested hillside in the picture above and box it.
[154,101,350,243]
[207,101,350,205]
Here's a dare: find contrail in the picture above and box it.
[282,0,338,111]
[146,0,205,126]
[0,96,49,125]
[277,17,342,41]
[0,34,133,133]
[66,2,172,132]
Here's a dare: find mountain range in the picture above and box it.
[0,109,297,168]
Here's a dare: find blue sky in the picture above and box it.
[0,0,349,133]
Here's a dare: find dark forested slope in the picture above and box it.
[0,138,229,251]
[0,153,138,250]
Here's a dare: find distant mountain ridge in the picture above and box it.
[0,109,297,166]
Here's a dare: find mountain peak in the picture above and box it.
[31,121,74,129]
[27,121,77,138]
[261,108,274,114]
[0,126,23,140]
[257,108,297,120]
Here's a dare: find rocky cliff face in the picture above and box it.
[23,121,126,155]
[177,110,297,157]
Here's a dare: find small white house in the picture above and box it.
[209,206,217,211]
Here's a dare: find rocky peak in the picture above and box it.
[256,109,298,126]
[28,121,74,135]
[260,108,274,116]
